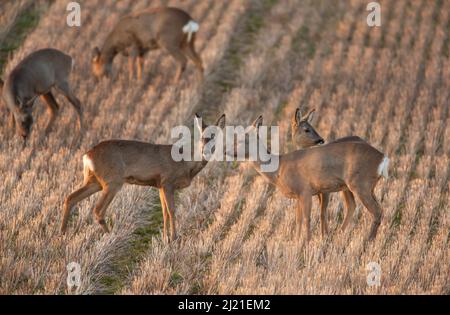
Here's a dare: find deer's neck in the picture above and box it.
[248,142,280,185]
[250,159,279,185]
[101,40,118,64]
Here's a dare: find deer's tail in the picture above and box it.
[182,20,199,43]
[377,156,390,179]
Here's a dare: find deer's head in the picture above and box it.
[3,80,33,140]
[194,113,226,160]
[91,47,112,79]
[226,115,265,160]
[291,108,324,148]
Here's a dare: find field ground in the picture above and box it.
[0,0,448,294]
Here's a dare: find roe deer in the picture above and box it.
[92,7,203,83]
[291,108,366,237]
[230,115,389,242]
[2,48,82,142]
[61,113,226,242]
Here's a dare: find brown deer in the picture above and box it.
[2,48,82,142]
[92,7,203,83]
[291,108,366,237]
[61,113,226,242]
[230,115,389,241]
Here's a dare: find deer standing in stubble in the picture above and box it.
[1,48,82,142]
[61,113,226,242]
[92,7,203,83]
[291,108,366,237]
[230,116,389,241]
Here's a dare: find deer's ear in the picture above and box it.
[304,108,316,123]
[252,115,263,130]
[194,113,202,133]
[293,108,302,126]
[215,114,226,129]
[92,47,100,61]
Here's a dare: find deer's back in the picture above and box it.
[114,7,192,47]
[6,48,72,95]
[85,140,194,188]
[279,142,384,194]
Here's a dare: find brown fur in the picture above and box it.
[61,114,226,242]
[2,48,82,142]
[244,116,387,242]
[291,108,366,237]
[92,7,203,82]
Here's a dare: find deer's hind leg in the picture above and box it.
[61,176,101,234]
[303,194,312,242]
[349,183,382,241]
[40,92,60,135]
[318,193,330,238]
[93,183,122,233]
[55,81,83,135]
[341,190,356,231]
[182,38,204,81]
[164,45,187,83]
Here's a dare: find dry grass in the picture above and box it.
[0,0,448,294]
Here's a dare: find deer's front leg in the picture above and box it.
[137,55,144,81]
[295,200,303,239]
[159,188,169,242]
[161,186,177,242]
[127,46,141,81]
[128,56,136,81]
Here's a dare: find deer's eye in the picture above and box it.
[304,129,310,133]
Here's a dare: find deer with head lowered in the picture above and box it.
[229,115,389,242]
[61,113,226,242]
[1,48,82,143]
[291,107,366,237]
[92,7,203,83]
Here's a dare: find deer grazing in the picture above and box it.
[2,48,82,142]
[230,115,389,241]
[92,7,203,83]
[291,108,366,237]
[61,113,226,242]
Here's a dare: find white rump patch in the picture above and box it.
[83,154,95,172]
[377,156,389,179]
[182,20,199,42]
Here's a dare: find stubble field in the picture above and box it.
[0,0,448,294]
